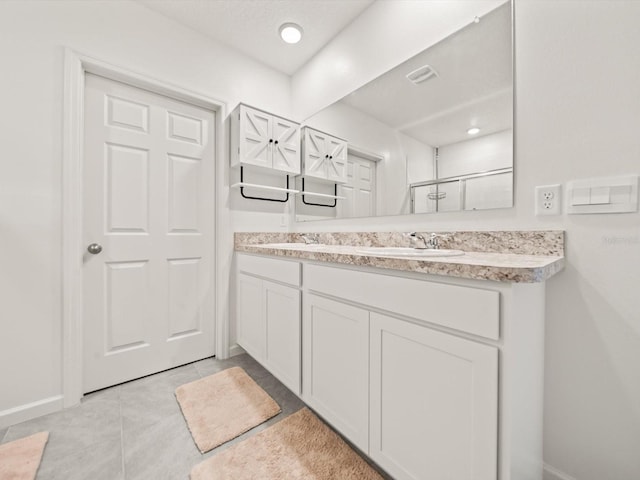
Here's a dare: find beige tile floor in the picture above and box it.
[1,354,315,479]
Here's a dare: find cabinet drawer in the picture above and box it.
[305,264,499,340]
[237,253,301,287]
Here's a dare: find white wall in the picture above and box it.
[290,1,640,479]
[438,129,512,178]
[0,0,290,419]
[405,134,435,186]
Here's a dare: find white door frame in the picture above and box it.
[62,48,227,407]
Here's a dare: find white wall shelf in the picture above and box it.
[296,191,346,200]
[231,182,300,194]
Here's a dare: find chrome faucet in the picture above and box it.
[406,232,444,250]
[301,233,320,245]
[405,232,428,249]
[426,233,441,250]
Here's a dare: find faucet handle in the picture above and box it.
[426,233,450,249]
[301,233,319,244]
[404,232,427,249]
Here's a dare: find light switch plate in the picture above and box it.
[590,186,611,205]
[567,175,638,214]
[571,187,591,206]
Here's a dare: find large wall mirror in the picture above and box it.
[296,0,513,222]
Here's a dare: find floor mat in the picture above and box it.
[190,408,383,479]
[0,431,49,480]
[175,366,280,453]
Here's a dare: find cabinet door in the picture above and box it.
[370,312,498,480]
[263,280,301,394]
[236,273,265,362]
[326,137,348,183]
[303,293,369,452]
[272,117,300,174]
[302,128,328,179]
[238,105,272,169]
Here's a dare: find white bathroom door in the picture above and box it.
[338,153,376,218]
[82,74,216,393]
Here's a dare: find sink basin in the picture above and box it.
[258,242,326,250]
[355,247,464,258]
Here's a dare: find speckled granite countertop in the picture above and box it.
[235,231,565,283]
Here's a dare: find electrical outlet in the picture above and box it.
[535,184,562,215]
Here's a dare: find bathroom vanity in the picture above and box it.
[234,231,564,480]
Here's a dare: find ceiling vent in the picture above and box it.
[406,65,438,85]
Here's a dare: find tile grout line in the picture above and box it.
[195,361,204,379]
[118,387,126,479]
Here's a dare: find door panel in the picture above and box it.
[370,312,498,480]
[167,258,202,339]
[239,106,271,169]
[303,129,327,179]
[264,280,301,394]
[338,154,376,218]
[168,154,201,233]
[105,144,149,233]
[326,138,347,183]
[236,273,265,362]
[339,184,355,218]
[104,261,150,352]
[303,293,369,452]
[356,161,375,217]
[106,95,149,133]
[167,111,203,145]
[83,74,215,393]
[272,117,300,174]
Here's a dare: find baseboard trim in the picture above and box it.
[0,395,64,429]
[229,343,246,358]
[544,463,577,480]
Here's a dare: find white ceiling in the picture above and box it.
[137,0,374,75]
[340,2,512,147]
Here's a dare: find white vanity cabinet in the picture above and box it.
[301,127,348,183]
[230,103,301,174]
[302,293,370,453]
[302,262,545,480]
[235,251,547,480]
[236,254,301,394]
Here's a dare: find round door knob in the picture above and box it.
[268,139,273,143]
[87,243,103,255]
[274,140,279,145]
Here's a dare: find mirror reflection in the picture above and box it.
[296,1,512,221]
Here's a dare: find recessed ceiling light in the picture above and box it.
[279,23,303,44]
[467,127,481,135]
